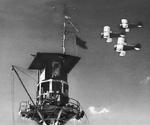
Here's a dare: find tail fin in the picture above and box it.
[137,22,143,28]
[134,43,141,50]
[101,33,104,38]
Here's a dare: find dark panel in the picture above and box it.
[29,53,80,73]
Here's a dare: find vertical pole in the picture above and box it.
[62,4,67,54]
[62,21,66,54]
[36,70,40,105]
[64,16,79,56]
[11,70,15,125]
[62,4,79,55]
[38,70,40,83]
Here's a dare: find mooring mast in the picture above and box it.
[18,53,84,125]
[12,3,86,125]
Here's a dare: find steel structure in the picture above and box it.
[13,53,84,125]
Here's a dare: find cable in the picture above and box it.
[14,66,38,83]
[12,65,47,125]
[11,69,15,125]
[80,104,90,125]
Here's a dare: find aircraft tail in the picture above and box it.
[100,33,104,38]
[134,43,141,50]
[137,22,143,28]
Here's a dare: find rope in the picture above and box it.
[11,69,15,125]
[14,66,38,83]
[80,105,90,125]
[12,65,47,125]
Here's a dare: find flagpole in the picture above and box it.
[62,4,81,55]
[64,16,80,56]
[62,20,66,54]
[62,4,67,54]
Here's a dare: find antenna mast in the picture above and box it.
[62,19,66,54]
[62,4,79,54]
[62,4,67,54]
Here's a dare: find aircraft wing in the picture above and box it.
[123,45,135,51]
[110,33,120,38]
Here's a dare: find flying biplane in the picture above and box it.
[101,26,125,43]
[119,19,143,32]
[114,36,141,56]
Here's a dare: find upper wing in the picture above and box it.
[110,31,126,38]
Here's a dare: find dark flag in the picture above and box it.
[75,35,88,49]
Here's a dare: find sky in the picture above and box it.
[1,0,150,125]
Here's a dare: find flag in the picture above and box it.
[75,35,88,49]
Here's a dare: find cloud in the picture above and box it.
[66,107,150,125]
[140,76,150,85]
[15,117,38,125]
[88,106,110,115]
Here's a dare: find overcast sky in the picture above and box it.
[1,0,150,125]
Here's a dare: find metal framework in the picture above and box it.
[12,53,84,125]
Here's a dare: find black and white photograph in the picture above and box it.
[1,0,150,125]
